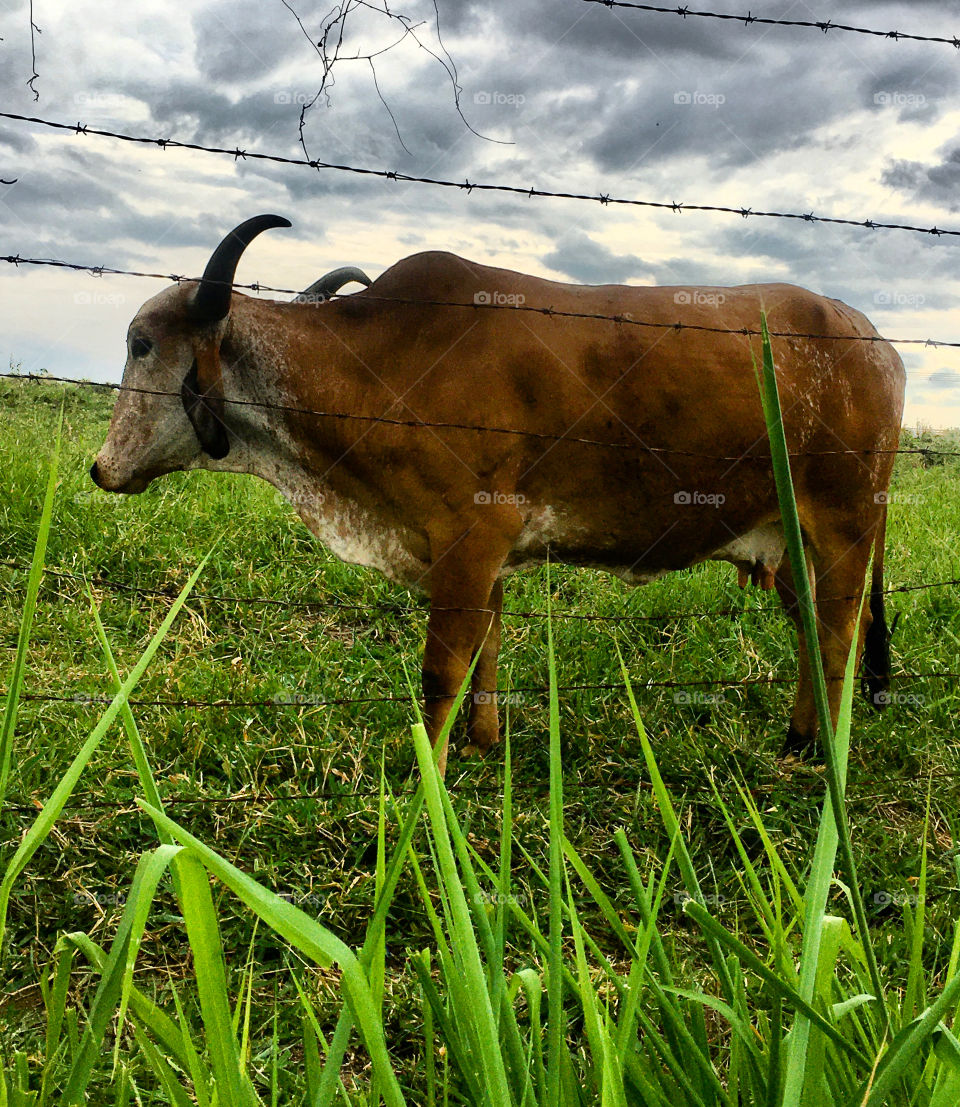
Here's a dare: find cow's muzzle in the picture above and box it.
[89,459,151,494]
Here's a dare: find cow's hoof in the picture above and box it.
[780,723,818,760]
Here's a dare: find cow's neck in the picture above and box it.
[213,303,362,502]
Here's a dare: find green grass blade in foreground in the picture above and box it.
[545,565,566,1107]
[174,853,255,1107]
[0,550,212,948]
[616,642,736,1006]
[0,410,62,804]
[755,313,887,1036]
[315,656,480,1102]
[782,599,861,1105]
[682,902,870,1068]
[139,802,406,1107]
[60,844,185,1107]
[411,722,513,1105]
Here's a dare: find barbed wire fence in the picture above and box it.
[581,1,960,49]
[4,111,960,238]
[3,75,960,825]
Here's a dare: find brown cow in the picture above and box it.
[91,215,906,772]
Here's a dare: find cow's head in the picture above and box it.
[90,214,292,493]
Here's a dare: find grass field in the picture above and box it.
[2,374,960,1101]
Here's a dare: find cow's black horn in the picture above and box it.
[189,214,292,324]
[297,267,372,302]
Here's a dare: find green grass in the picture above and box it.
[2,372,960,1102]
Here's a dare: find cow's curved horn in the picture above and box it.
[298,266,372,302]
[189,214,292,323]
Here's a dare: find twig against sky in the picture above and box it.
[277,0,507,158]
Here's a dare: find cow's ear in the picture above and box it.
[181,342,230,459]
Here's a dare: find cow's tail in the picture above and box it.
[861,501,893,710]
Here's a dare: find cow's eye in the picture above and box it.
[131,337,152,359]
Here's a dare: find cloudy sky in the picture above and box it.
[2,0,959,425]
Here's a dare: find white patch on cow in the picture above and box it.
[709,522,785,569]
[300,494,427,587]
[505,505,667,585]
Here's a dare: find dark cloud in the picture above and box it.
[881,148,960,212]
[541,229,651,284]
[927,369,960,391]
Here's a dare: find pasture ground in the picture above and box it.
[2,375,960,1095]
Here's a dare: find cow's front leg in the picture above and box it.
[422,520,516,776]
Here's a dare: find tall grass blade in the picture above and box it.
[0,411,62,804]
[139,803,406,1107]
[755,313,886,1037]
[0,551,211,948]
[545,565,566,1107]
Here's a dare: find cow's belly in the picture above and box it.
[507,505,786,586]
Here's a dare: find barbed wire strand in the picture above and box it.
[582,0,960,49]
[9,667,954,713]
[5,252,960,353]
[1,557,956,626]
[2,111,960,240]
[4,759,960,816]
[4,369,960,461]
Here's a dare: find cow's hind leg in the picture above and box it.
[465,577,503,757]
[775,553,818,757]
[777,536,874,758]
